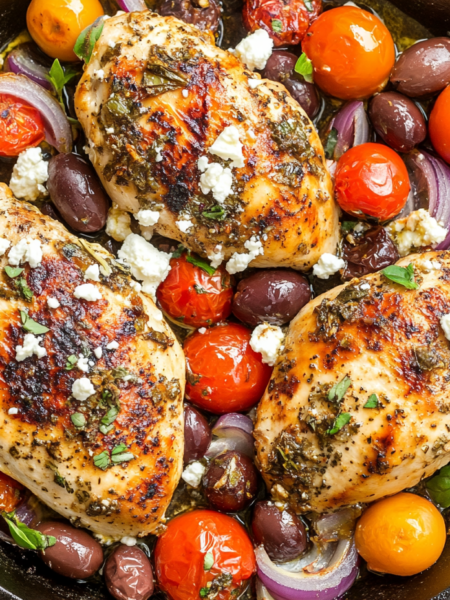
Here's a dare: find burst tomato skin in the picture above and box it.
[243,0,322,46]
[155,510,256,600]
[429,86,450,164]
[0,471,23,512]
[156,253,233,328]
[334,143,410,221]
[184,322,272,414]
[0,94,45,157]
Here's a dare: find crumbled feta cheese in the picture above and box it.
[105,127,114,134]
[250,323,285,366]
[120,536,137,547]
[74,283,102,302]
[107,341,119,350]
[208,245,225,268]
[248,78,264,89]
[155,146,163,162]
[182,89,188,98]
[10,148,49,201]
[136,209,160,227]
[209,125,245,169]
[198,327,207,334]
[226,236,264,274]
[313,254,346,279]
[198,156,209,171]
[8,238,43,268]
[177,219,194,233]
[140,225,154,241]
[234,29,274,71]
[77,355,90,373]
[94,347,103,359]
[198,158,233,203]
[94,69,105,80]
[129,280,142,292]
[47,297,60,309]
[0,238,10,256]
[154,309,163,321]
[182,461,206,488]
[106,206,132,242]
[422,259,441,271]
[118,233,171,300]
[387,209,448,256]
[354,222,365,233]
[85,264,100,282]
[360,283,370,291]
[72,377,95,401]
[108,40,116,48]
[441,314,450,341]
[15,334,47,362]
[8,407,19,415]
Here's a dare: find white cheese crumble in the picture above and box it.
[441,314,450,341]
[120,536,137,547]
[8,238,43,268]
[77,355,90,373]
[0,238,10,256]
[234,29,274,71]
[94,69,105,80]
[108,40,116,48]
[107,341,119,350]
[118,233,171,300]
[387,209,448,256]
[226,236,264,274]
[8,407,19,415]
[136,209,160,227]
[198,327,207,334]
[209,125,245,169]
[47,297,60,309]
[250,323,285,366]
[74,283,102,302]
[248,78,264,89]
[182,89,188,98]
[198,158,233,203]
[422,259,441,271]
[208,245,225,268]
[10,148,49,201]
[140,225,154,241]
[85,264,100,282]
[176,219,194,233]
[182,461,206,488]
[129,280,142,292]
[94,347,103,359]
[15,334,47,362]
[105,206,132,242]
[313,254,346,279]
[105,127,114,134]
[72,378,95,401]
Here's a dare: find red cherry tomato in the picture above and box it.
[243,0,322,46]
[334,143,410,221]
[0,94,45,157]
[156,253,233,328]
[302,6,395,99]
[155,510,256,600]
[429,86,450,164]
[184,322,272,414]
[0,471,23,512]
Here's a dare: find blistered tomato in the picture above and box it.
[355,492,446,576]
[302,6,395,100]
[0,471,23,512]
[156,252,233,328]
[0,94,45,157]
[429,86,450,164]
[155,510,256,600]
[334,143,410,221]
[27,0,104,62]
[184,322,272,414]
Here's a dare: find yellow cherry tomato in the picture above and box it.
[355,492,446,576]
[27,0,104,62]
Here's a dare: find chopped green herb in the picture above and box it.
[93,451,110,470]
[426,465,450,508]
[304,0,313,11]
[186,255,216,276]
[341,221,358,232]
[294,53,314,83]
[364,394,379,409]
[383,264,418,290]
[111,451,134,464]
[200,589,209,598]
[100,406,119,434]
[112,443,127,455]
[20,311,49,335]
[327,412,352,436]
[328,376,351,404]
[204,552,214,571]
[71,412,86,428]
[1,511,56,551]
[46,59,78,95]
[65,355,78,370]
[271,19,283,33]
[4,266,23,278]
[324,128,338,160]
[172,245,185,258]
[74,17,104,63]
[16,279,33,302]
[99,424,114,435]
[194,284,209,295]
[202,205,225,220]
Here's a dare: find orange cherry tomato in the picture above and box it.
[429,86,450,164]
[0,94,45,157]
[184,322,272,414]
[334,143,410,221]
[355,492,446,576]
[0,471,24,512]
[155,510,256,600]
[243,0,322,47]
[302,6,395,100]
[156,252,233,329]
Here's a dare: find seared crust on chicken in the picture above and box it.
[255,251,450,513]
[0,185,184,538]
[75,11,338,270]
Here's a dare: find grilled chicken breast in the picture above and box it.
[0,185,185,539]
[75,11,338,271]
[255,251,450,513]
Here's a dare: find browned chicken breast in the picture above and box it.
[255,251,450,513]
[0,185,185,539]
[75,11,338,271]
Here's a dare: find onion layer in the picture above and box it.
[6,44,51,90]
[205,413,254,459]
[329,101,370,160]
[117,0,147,10]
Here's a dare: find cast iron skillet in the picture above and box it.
[1,0,450,598]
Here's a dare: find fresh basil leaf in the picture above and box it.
[304,0,313,11]
[194,284,209,295]
[294,53,314,83]
[20,311,49,335]
[328,376,351,404]
[200,588,209,598]
[16,279,33,302]
[186,255,216,276]
[341,221,358,232]
[101,406,119,427]
[112,443,128,456]
[327,412,351,436]
[202,205,225,220]
[204,552,214,571]
[65,355,78,370]
[364,394,378,409]
[324,128,338,160]
[4,266,23,278]
[172,245,185,258]
[271,19,283,33]
[74,17,104,63]
[93,451,110,470]
[111,451,134,464]
[99,423,114,435]
[383,264,418,290]
[71,412,86,428]
[426,465,450,508]
[2,511,56,551]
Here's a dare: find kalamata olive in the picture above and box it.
[342,226,399,280]
[184,404,212,465]
[47,153,110,233]
[160,0,221,33]
[105,545,154,600]
[252,501,307,562]
[36,521,103,579]
[232,270,311,327]
[390,38,450,98]
[262,52,320,119]
[203,450,258,512]
[369,92,426,153]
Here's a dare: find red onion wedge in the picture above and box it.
[256,539,359,600]
[312,508,361,543]
[6,44,52,90]
[326,101,369,161]
[205,413,254,459]
[117,0,147,10]
[0,73,72,153]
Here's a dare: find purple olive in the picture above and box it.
[105,545,154,600]
[342,226,399,280]
[184,404,212,465]
[252,501,307,562]
[160,0,221,33]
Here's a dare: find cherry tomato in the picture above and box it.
[155,510,256,600]
[302,6,395,100]
[429,86,450,164]
[156,252,233,328]
[0,94,45,157]
[184,323,272,414]
[355,493,446,576]
[334,143,410,221]
[0,471,23,512]
[243,0,322,47]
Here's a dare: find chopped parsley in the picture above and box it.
[364,394,379,409]
[99,406,119,434]
[16,279,33,302]
[271,19,283,33]
[382,264,418,290]
[65,355,78,370]
[111,443,134,464]
[294,53,314,83]
[4,266,23,278]
[341,221,358,232]
[20,311,49,335]
[93,451,110,471]
[71,412,86,428]
[327,412,352,436]
[202,205,225,221]
[328,375,351,404]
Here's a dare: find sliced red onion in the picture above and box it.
[312,508,360,543]
[6,44,52,90]
[205,413,254,459]
[256,539,359,600]
[330,101,369,160]
[0,73,72,153]
[117,0,147,10]
[213,413,254,435]
[256,578,277,600]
